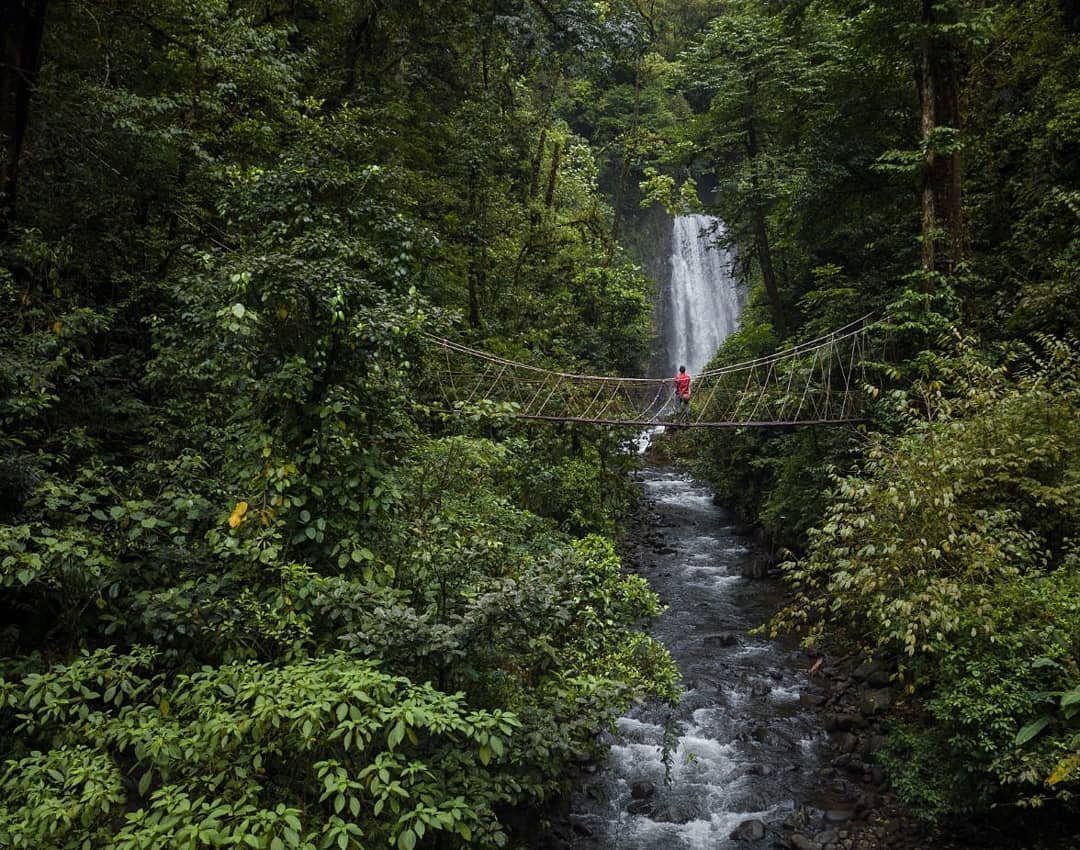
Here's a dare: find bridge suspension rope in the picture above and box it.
[422,313,881,428]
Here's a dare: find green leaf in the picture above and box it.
[1015,716,1052,746]
[388,720,405,750]
[1060,689,1080,709]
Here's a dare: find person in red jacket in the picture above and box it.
[673,365,691,417]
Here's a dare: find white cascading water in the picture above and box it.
[633,213,744,452]
[664,213,745,378]
[573,219,830,849]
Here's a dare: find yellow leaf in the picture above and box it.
[159,698,170,717]
[1048,754,1080,786]
[52,321,62,334]
[228,501,249,528]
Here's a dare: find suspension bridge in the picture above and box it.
[424,315,881,428]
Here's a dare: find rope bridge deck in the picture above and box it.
[424,314,879,428]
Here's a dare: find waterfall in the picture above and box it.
[662,214,745,378]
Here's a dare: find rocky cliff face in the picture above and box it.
[619,202,674,379]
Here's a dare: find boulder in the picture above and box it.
[829,731,860,754]
[858,688,893,717]
[815,829,839,848]
[703,631,740,647]
[789,834,820,850]
[799,691,825,708]
[731,818,767,842]
[852,659,892,687]
[650,800,698,824]
[823,713,865,732]
[630,781,654,800]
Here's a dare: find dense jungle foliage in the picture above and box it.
[646,0,1080,829]
[1,0,1078,846]
[0,1,688,847]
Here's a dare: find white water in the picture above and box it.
[565,225,833,849]
[636,214,744,452]
[566,471,829,850]
[664,214,745,377]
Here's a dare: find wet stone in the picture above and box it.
[824,809,854,824]
[800,691,825,708]
[650,800,699,824]
[824,713,865,732]
[731,818,767,842]
[629,781,654,800]
[852,659,893,688]
[829,731,859,754]
[815,829,839,847]
[858,687,892,717]
[571,820,594,837]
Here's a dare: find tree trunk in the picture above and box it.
[544,140,561,209]
[1064,0,1080,31]
[919,0,937,275]
[745,118,787,336]
[466,169,484,330]
[336,2,380,104]
[0,0,49,237]
[611,51,643,248]
[528,128,546,226]
[919,0,965,274]
[751,203,786,337]
[933,32,965,268]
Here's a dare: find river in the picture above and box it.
[565,464,848,849]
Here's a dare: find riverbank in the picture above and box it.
[541,462,1073,850]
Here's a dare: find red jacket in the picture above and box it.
[674,372,691,398]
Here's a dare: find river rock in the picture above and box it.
[731,818,766,842]
[650,799,698,824]
[570,820,593,837]
[630,780,654,800]
[626,798,652,816]
[788,834,820,850]
[751,680,772,697]
[859,734,886,758]
[824,809,854,824]
[751,725,797,749]
[800,691,825,707]
[829,731,859,754]
[823,713,865,732]
[858,687,892,717]
[852,659,892,687]
[815,829,839,848]
[703,631,740,647]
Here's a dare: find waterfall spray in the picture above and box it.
[664,214,745,377]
